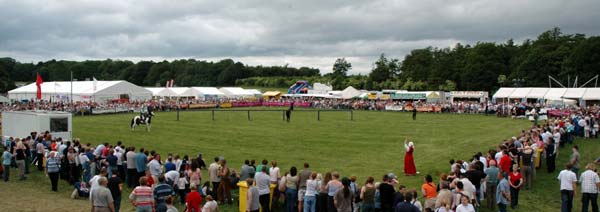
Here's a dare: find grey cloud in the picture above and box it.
[1,0,599,74]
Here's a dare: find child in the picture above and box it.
[177,171,189,205]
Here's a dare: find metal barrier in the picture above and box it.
[194,109,354,121]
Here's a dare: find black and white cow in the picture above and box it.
[131,112,154,131]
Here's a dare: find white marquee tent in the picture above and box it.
[493,87,600,102]
[190,87,225,99]
[146,87,179,97]
[582,88,600,100]
[525,88,550,99]
[492,87,516,100]
[340,86,363,99]
[9,81,152,102]
[219,87,255,98]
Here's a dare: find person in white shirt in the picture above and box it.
[269,161,281,184]
[580,163,600,212]
[202,195,219,212]
[558,164,578,212]
[455,195,475,212]
[165,170,180,186]
[255,166,271,212]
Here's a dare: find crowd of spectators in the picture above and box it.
[1,105,599,212]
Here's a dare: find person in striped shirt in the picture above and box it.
[130,176,155,212]
[46,151,61,192]
[154,175,174,212]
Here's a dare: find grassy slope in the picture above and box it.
[0,110,596,211]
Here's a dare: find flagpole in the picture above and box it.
[70,71,73,112]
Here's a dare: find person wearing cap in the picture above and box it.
[403,138,417,176]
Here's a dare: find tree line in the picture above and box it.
[0,58,320,93]
[1,28,599,94]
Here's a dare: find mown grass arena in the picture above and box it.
[1,109,597,212]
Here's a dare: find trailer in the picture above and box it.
[2,111,72,141]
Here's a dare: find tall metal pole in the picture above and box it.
[70,71,73,112]
[70,71,73,141]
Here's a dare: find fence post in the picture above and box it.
[247,110,251,121]
[211,110,215,121]
[317,110,320,121]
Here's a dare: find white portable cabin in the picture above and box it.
[2,111,72,141]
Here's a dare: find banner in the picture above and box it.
[36,73,43,99]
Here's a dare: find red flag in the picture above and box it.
[36,73,44,99]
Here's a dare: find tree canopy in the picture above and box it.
[2,28,599,94]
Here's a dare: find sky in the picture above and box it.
[1,0,599,74]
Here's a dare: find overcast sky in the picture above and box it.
[1,0,599,74]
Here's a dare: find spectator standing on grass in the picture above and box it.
[255,166,271,212]
[241,160,253,181]
[14,140,27,180]
[393,191,419,212]
[126,147,137,188]
[189,160,202,193]
[78,147,92,182]
[304,172,318,212]
[202,195,219,212]
[520,144,534,190]
[154,175,175,212]
[176,171,188,205]
[130,176,155,212]
[360,176,376,212]
[3,147,12,182]
[46,151,61,192]
[570,145,580,175]
[546,139,557,173]
[91,177,115,212]
[508,164,523,209]
[580,163,600,212]
[558,164,578,212]
[421,174,437,210]
[298,163,311,212]
[327,172,343,212]
[135,148,147,187]
[496,172,510,212]
[269,160,281,204]
[379,174,395,212]
[484,160,499,210]
[165,196,178,212]
[186,185,203,212]
[318,172,332,212]
[455,195,475,212]
[334,177,354,212]
[217,159,232,204]
[36,139,45,171]
[107,171,123,212]
[285,166,300,212]
[247,178,260,212]
[435,181,453,210]
[208,157,221,197]
[149,154,163,183]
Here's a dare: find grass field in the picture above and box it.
[0,110,598,212]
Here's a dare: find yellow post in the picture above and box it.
[237,181,249,212]
[238,181,277,212]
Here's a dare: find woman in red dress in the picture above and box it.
[404,138,417,176]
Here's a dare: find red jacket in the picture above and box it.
[499,155,512,173]
[186,191,203,212]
